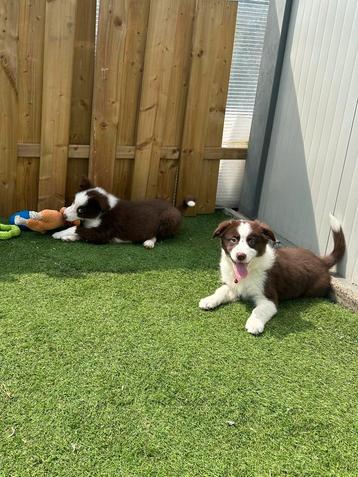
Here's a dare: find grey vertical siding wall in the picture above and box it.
[258,0,358,284]
[334,104,358,284]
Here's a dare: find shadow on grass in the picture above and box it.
[208,299,317,339]
[265,299,320,338]
[238,300,317,339]
[0,213,225,282]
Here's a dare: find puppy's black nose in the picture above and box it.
[236,253,246,261]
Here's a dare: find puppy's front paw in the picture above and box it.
[245,315,264,335]
[143,239,156,249]
[61,235,78,242]
[199,296,218,310]
[52,231,62,239]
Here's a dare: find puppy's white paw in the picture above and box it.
[245,315,264,335]
[52,231,62,239]
[199,296,218,310]
[61,235,78,242]
[143,239,156,249]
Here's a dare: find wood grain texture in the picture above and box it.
[15,157,40,212]
[176,0,237,215]
[16,0,46,211]
[38,0,77,210]
[5,0,239,214]
[116,0,150,146]
[66,0,96,204]
[18,143,247,161]
[114,0,150,200]
[90,0,149,192]
[131,0,195,201]
[157,159,178,202]
[199,0,237,213]
[113,158,134,200]
[158,0,195,203]
[0,1,19,217]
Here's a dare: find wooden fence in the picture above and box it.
[0,0,246,218]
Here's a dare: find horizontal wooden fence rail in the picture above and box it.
[0,0,240,217]
[17,144,247,161]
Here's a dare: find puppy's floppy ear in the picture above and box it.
[87,190,110,212]
[255,220,276,242]
[79,176,94,191]
[213,220,235,238]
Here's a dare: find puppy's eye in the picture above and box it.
[77,207,84,214]
[230,237,238,244]
[248,237,256,247]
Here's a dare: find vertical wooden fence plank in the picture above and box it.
[16,0,46,211]
[89,0,127,191]
[38,0,77,210]
[157,158,179,202]
[113,0,150,200]
[66,0,96,204]
[0,1,19,217]
[131,0,195,201]
[113,157,134,200]
[176,0,237,215]
[199,0,237,213]
[158,0,195,202]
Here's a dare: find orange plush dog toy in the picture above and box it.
[12,208,80,234]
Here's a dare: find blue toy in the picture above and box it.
[8,210,30,230]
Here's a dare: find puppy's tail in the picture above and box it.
[176,196,196,214]
[321,213,346,268]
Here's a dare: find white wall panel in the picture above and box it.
[333,102,358,284]
[258,0,358,285]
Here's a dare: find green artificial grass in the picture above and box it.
[0,212,357,477]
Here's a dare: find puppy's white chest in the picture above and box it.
[235,272,266,300]
[219,251,269,300]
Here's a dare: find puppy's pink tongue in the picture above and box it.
[233,262,248,283]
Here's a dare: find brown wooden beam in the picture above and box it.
[17,144,247,161]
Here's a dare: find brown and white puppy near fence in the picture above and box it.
[199,215,345,335]
[52,177,196,247]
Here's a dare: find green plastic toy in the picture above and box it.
[0,223,21,240]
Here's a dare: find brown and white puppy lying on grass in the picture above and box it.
[53,177,195,248]
[199,214,345,335]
